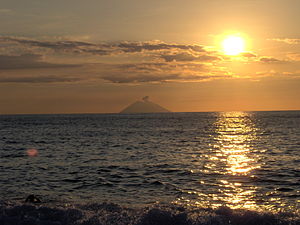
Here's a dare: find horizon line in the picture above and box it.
[1,109,300,116]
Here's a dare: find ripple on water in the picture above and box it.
[0,112,299,212]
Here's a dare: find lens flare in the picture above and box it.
[26,148,38,157]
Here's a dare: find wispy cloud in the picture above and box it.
[117,41,206,53]
[287,53,300,61]
[0,54,79,70]
[259,57,284,64]
[96,62,230,83]
[0,75,84,83]
[269,38,300,45]
[255,70,300,78]
[0,36,228,84]
[160,52,220,62]
[0,9,13,15]
[241,52,257,58]
[1,35,293,85]
[0,37,206,56]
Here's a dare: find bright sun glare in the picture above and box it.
[222,35,245,56]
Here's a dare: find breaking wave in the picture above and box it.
[1,200,299,225]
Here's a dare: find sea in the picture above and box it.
[0,111,299,225]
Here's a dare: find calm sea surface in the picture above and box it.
[1,111,299,213]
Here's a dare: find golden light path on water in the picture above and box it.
[175,111,263,210]
[211,111,260,209]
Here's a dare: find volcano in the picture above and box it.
[120,96,170,114]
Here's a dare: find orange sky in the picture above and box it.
[0,0,300,114]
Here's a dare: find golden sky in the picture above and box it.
[0,0,300,113]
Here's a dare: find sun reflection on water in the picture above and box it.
[174,112,264,210]
[210,111,260,209]
[215,112,259,175]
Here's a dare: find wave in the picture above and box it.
[0,200,299,225]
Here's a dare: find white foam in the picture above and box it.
[1,201,299,225]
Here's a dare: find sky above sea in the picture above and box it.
[0,0,300,114]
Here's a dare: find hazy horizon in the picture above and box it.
[1,109,300,116]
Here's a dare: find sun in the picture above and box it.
[222,35,245,56]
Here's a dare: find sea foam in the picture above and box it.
[0,201,299,225]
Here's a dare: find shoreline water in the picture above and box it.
[1,200,299,225]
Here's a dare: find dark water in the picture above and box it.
[0,111,299,224]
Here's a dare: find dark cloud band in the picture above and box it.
[0,54,79,70]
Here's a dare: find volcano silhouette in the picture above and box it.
[120,96,170,114]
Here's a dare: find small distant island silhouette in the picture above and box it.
[120,96,170,114]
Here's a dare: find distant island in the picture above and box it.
[120,96,170,114]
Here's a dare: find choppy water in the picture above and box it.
[0,111,299,220]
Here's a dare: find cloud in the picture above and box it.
[255,70,300,78]
[0,54,79,70]
[0,36,111,55]
[0,60,231,84]
[270,38,300,45]
[101,73,228,83]
[241,52,257,58]
[0,9,13,15]
[255,70,279,77]
[259,57,284,64]
[0,75,84,83]
[160,52,220,62]
[100,72,226,83]
[287,53,300,61]
[117,41,205,53]
[116,62,171,73]
[97,62,230,83]
[115,62,210,75]
[0,36,234,84]
[0,37,206,56]
[101,73,180,83]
